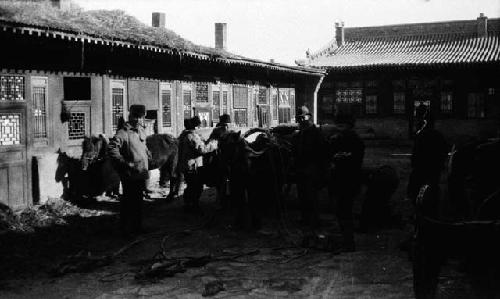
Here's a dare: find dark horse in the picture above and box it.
[55,135,121,203]
[218,129,289,229]
[448,136,500,218]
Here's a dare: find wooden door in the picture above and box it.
[0,106,28,208]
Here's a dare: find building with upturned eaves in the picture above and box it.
[307,14,500,141]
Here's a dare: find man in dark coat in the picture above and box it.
[108,105,149,235]
[292,106,328,228]
[178,116,217,213]
[208,114,232,209]
[407,109,448,216]
[329,110,365,252]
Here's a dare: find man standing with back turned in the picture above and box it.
[108,104,149,236]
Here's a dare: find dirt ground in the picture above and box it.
[0,144,470,298]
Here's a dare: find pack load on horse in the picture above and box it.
[217,128,289,229]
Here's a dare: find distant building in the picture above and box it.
[307,14,500,141]
[0,1,324,208]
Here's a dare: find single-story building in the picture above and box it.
[0,0,324,208]
[306,14,500,141]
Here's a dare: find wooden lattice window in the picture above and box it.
[222,91,228,113]
[279,89,290,106]
[440,92,453,114]
[393,92,406,114]
[467,93,485,118]
[0,113,21,146]
[290,89,296,121]
[68,112,86,140]
[31,77,48,139]
[195,82,209,102]
[212,90,221,122]
[365,95,378,114]
[336,88,363,104]
[278,107,291,124]
[234,109,247,127]
[233,86,248,108]
[183,89,192,120]
[213,91,220,106]
[258,88,267,104]
[161,89,172,127]
[271,89,278,120]
[0,76,24,101]
[112,88,124,132]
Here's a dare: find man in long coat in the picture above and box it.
[108,105,149,235]
[407,109,448,216]
[329,110,365,252]
[208,114,232,209]
[292,106,328,228]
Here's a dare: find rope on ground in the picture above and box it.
[51,208,217,277]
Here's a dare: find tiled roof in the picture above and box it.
[309,18,500,70]
[0,1,324,76]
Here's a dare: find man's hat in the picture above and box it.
[297,105,312,117]
[129,105,146,117]
[219,114,231,124]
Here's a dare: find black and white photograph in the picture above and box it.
[0,0,499,298]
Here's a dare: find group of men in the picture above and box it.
[107,104,223,236]
[105,102,449,254]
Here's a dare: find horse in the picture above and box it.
[216,130,284,229]
[55,149,103,202]
[81,135,120,198]
[448,136,500,218]
[80,133,180,201]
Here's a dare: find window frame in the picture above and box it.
[233,108,248,127]
[1,75,25,102]
[440,91,453,115]
[365,95,378,115]
[393,91,406,114]
[159,82,172,128]
[467,92,485,119]
[182,83,193,121]
[31,76,49,145]
[110,80,127,133]
[233,86,248,109]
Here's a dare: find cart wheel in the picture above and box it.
[413,231,440,299]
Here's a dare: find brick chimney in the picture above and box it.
[50,0,71,10]
[215,23,227,50]
[335,21,345,47]
[477,13,488,37]
[152,12,166,28]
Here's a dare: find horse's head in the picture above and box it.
[81,135,107,170]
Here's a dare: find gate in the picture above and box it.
[0,77,28,208]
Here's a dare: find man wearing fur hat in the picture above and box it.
[178,116,217,213]
[292,105,328,228]
[329,107,365,252]
[108,104,149,235]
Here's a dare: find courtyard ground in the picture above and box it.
[0,144,472,298]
